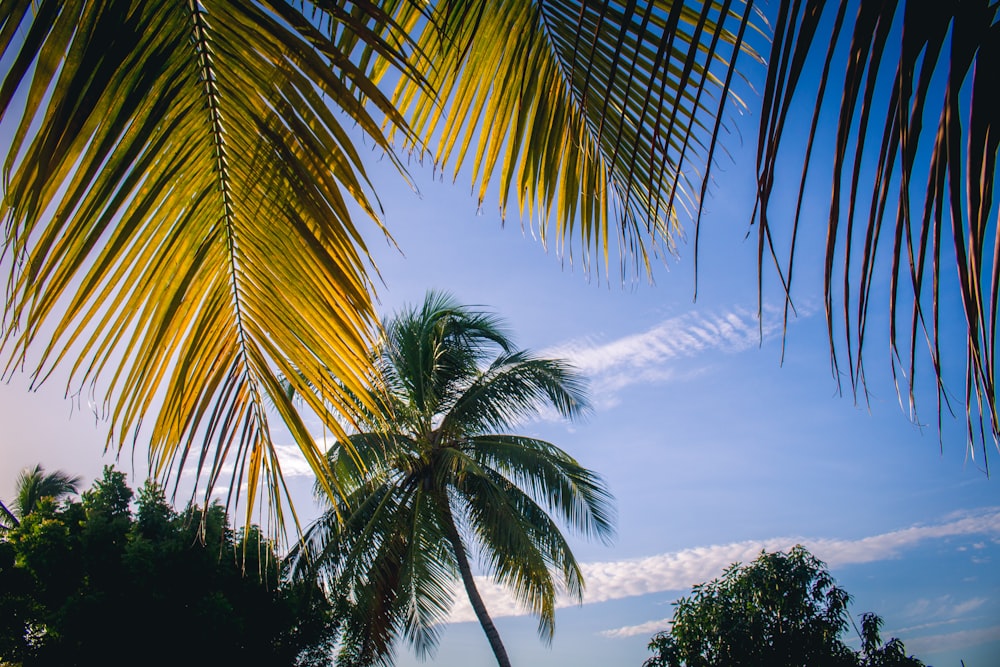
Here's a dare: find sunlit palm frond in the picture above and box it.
[0,0,419,530]
[757,0,1000,464]
[390,0,762,281]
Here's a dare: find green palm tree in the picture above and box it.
[8,464,82,525]
[287,292,616,667]
[1,1,996,519]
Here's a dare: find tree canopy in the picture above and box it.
[643,546,926,667]
[0,466,338,667]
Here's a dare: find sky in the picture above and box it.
[2,5,1000,667]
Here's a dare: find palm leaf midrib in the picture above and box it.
[185,1,268,443]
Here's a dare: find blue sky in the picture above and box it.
[4,158,998,665]
[3,5,1000,667]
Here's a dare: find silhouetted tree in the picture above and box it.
[644,546,925,667]
[0,466,338,667]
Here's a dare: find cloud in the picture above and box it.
[272,443,318,477]
[599,618,673,639]
[542,305,787,408]
[447,508,1000,625]
[903,624,1000,655]
[903,595,988,623]
[180,439,327,482]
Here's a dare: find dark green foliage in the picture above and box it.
[0,466,337,667]
[644,546,925,667]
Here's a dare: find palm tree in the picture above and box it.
[1,2,996,518]
[287,292,616,667]
[5,464,82,527]
[0,500,16,533]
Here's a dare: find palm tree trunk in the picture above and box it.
[438,495,513,667]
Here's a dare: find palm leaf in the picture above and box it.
[452,456,581,641]
[756,0,1000,464]
[466,434,616,543]
[0,0,420,531]
[443,351,591,435]
[387,0,762,281]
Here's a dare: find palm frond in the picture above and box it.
[379,289,512,417]
[0,0,420,530]
[467,434,616,544]
[443,351,591,435]
[390,0,762,281]
[13,463,81,517]
[452,458,583,641]
[757,0,1000,464]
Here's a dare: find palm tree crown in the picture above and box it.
[10,464,82,524]
[288,291,616,667]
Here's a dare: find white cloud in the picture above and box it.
[542,305,787,409]
[951,597,988,616]
[180,439,325,482]
[600,618,673,639]
[272,443,317,477]
[447,508,1000,626]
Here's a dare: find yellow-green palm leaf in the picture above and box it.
[0,0,417,531]
[387,0,760,279]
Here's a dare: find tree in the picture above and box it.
[287,291,616,666]
[0,466,339,666]
[2,464,81,530]
[643,546,925,667]
[1,2,996,519]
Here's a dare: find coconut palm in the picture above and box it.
[0,500,16,532]
[1,2,997,520]
[287,292,615,667]
[7,464,82,527]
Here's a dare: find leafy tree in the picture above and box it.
[0,466,338,667]
[287,292,616,667]
[1,2,996,518]
[643,546,925,667]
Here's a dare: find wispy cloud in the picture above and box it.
[903,624,1000,655]
[542,305,788,409]
[261,306,795,447]
[600,618,673,639]
[904,595,988,620]
[448,508,1000,625]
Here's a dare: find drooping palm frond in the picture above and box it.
[756,0,1000,464]
[466,434,617,542]
[0,0,421,530]
[12,463,81,518]
[386,0,763,281]
[448,451,586,642]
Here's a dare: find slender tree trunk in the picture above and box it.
[438,495,512,667]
